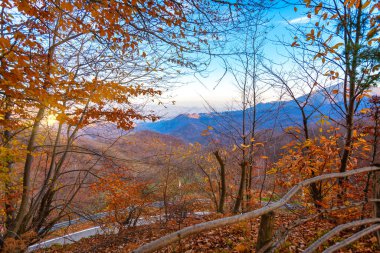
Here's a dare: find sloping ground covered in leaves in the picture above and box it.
[35,211,379,253]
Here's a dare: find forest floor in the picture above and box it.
[36,209,380,253]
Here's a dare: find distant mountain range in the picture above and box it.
[137,87,379,143]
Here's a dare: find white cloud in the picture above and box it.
[288,16,311,24]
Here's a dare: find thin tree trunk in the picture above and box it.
[214,151,226,213]
[373,171,380,245]
[10,106,45,235]
[301,108,323,208]
[198,164,219,211]
[2,107,15,229]
[338,2,362,202]
[163,167,170,221]
[234,162,246,213]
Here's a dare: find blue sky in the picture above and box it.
[159,4,312,117]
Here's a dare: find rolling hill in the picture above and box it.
[137,87,378,143]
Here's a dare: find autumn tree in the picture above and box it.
[199,5,272,213]
[363,96,380,242]
[0,0,229,247]
[290,0,379,200]
[91,171,153,231]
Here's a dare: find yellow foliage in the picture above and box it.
[273,124,370,209]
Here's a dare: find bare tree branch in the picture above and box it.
[323,224,380,253]
[304,218,380,253]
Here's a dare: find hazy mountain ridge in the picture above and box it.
[137,87,378,143]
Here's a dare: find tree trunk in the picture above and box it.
[246,164,253,210]
[256,211,275,253]
[214,151,226,213]
[233,162,246,213]
[10,106,45,235]
[338,2,362,203]
[310,174,323,209]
